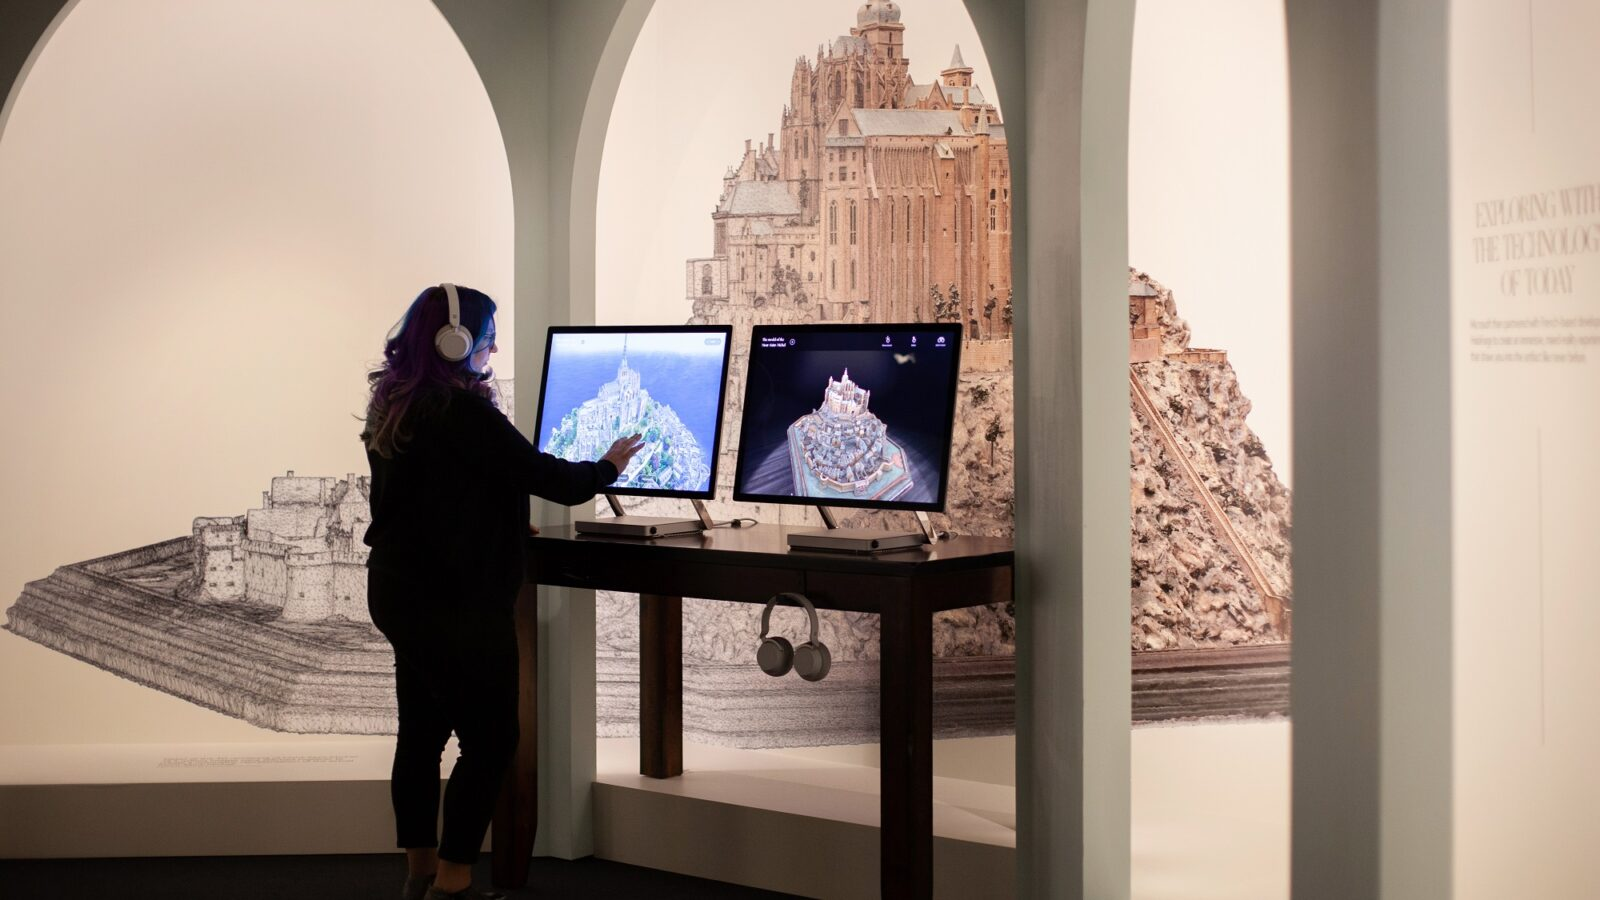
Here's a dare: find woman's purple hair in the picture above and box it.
[361,284,497,458]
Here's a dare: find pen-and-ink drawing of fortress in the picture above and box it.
[6,471,393,734]
[1,381,511,735]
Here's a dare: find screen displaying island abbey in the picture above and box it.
[535,326,733,498]
[733,323,962,511]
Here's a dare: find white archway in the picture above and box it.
[0,0,513,739]
[565,1,1135,895]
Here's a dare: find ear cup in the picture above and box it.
[793,641,831,682]
[756,636,794,677]
[435,325,473,361]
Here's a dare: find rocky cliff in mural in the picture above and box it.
[1128,271,1293,649]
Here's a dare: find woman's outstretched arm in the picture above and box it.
[464,393,641,506]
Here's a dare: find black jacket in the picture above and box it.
[363,386,617,606]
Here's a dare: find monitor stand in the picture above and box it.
[785,506,937,553]
[574,494,712,539]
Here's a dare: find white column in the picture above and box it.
[1286,0,1454,897]
[969,0,1136,896]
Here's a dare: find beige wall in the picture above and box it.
[1128,0,1290,484]
[0,0,513,747]
[1449,1,1600,896]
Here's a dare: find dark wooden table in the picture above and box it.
[490,523,1013,899]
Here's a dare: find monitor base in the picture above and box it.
[786,528,927,554]
[791,505,940,552]
[574,494,713,538]
[575,515,706,539]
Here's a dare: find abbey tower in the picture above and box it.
[688,0,1012,340]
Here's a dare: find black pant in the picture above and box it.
[367,568,520,864]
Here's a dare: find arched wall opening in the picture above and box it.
[592,0,1017,755]
[569,0,1134,896]
[1126,1,1292,897]
[0,0,513,756]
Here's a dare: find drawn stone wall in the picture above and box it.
[2,378,516,735]
[4,473,394,734]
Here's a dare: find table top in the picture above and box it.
[528,523,1013,577]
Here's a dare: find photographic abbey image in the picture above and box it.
[684,2,1012,333]
[537,331,728,495]
[598,0,1291,745]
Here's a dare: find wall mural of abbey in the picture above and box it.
[601,0,1292,743]
[3,2,1291,739]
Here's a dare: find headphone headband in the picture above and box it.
[442,283,461,329]
[434,282,474,362]
[760,592,819,645]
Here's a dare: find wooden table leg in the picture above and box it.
[491,579,539,888]
[879,597,934,899]
[639,593,683,778]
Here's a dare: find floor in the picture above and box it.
[591,719,1291,900]
[594,736,1015,898]
[1131,719,1290,900]
[597,737,1017,846]
[0,854,800,900]
[1,721,1290,899]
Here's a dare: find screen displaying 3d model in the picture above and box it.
[535,326,733,498]
[733,324,962,511]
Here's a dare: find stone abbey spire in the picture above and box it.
[688,0,1012,336]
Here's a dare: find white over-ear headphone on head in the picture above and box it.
[434,283,474,362]
[757,592,831,682]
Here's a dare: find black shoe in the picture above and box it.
[401,873,434,900]
[422,885,506,900]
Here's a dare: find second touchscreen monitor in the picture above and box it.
[733,324,963,511]
[535,326,732,498]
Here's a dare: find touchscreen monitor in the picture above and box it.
[534,325,733,499]
[732,324,963,512]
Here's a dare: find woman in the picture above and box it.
[360,284,642,900]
